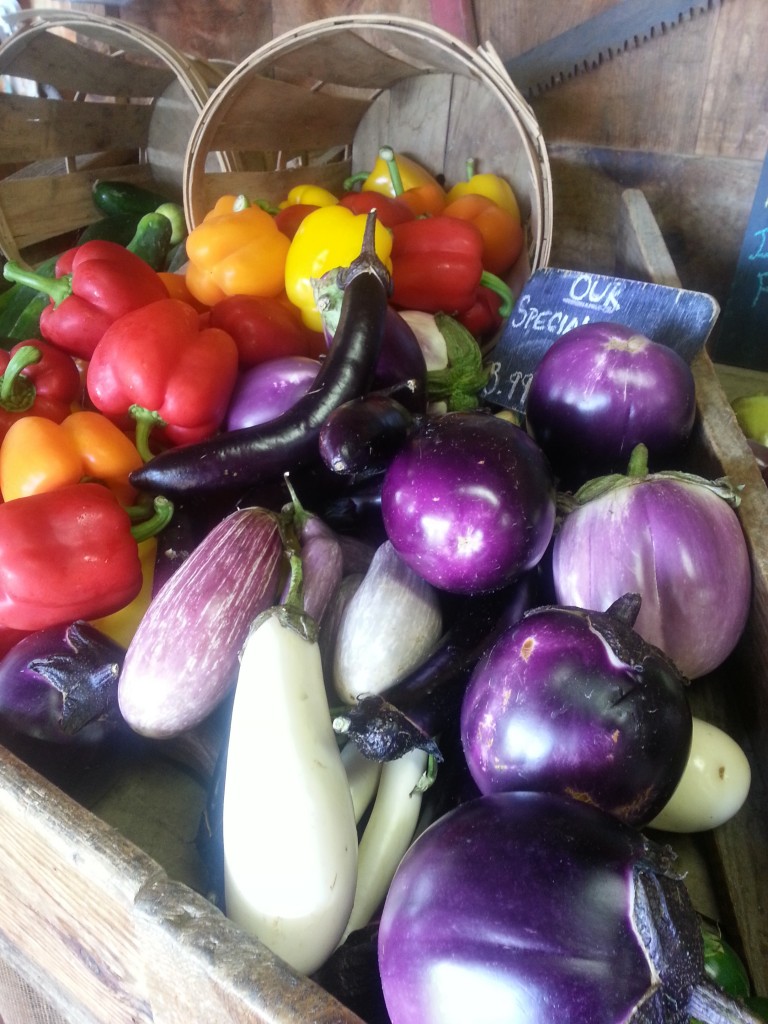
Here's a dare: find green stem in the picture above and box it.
[627,443,649,477]
[251,197,280,216]
[479,270,514,318]
[342,171,369,192]
[130,405,167,463]
[379,145,405,197]
[233,194,250,212]
[464,156,476,181]
[130,495,174,541]
[283,550,305,615]
[0,344,41,411]
[2,263,71,307]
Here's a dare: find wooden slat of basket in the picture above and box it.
[205,74,369,156]
[266,26,427,91]
[0,30,175,100]
[197,160,353,213]
[0,94,153,165]
[0,164,155,256]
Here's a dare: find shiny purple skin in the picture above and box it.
[552,476,751,678]
[378,791,690,1024]
[460,602,692,825]
[224,356,321,430]
[525,322,697,485]
[0,620,124,744]
[380,412,556,595]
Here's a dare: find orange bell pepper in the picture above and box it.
[0,410,144,505]
[374,146,446,217]
[445,158,522,220]
[184,194,291,307]
[442,193,524,276]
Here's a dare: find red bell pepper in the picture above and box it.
[0,341,81,441]
[86,297,239,448]
[208,293,318,366]
[338,190,415,228]
[0,482,163,632]
[389,216,513,317]
[2,240,169,360]
[273,203,320,240]
[456,284,505,342]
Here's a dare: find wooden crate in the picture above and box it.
[0,187,763,1023]
[0,9,229,267]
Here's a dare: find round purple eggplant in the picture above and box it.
[380,411,556,595]
[378,790,761,1024]
[460,594,692,825]
[525,321,696,487]
[224,355,321,430]
[0,620,124,744]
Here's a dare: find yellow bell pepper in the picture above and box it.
[185,194,291,307]
[279,184,339,209]
[357,150,442,199]
[284,205,394,332]
[445,159,521,221]
[89,537,157,648]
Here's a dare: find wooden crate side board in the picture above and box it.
[135,877,367,1024]
[0,744,162,1024]
[615,189,768,993]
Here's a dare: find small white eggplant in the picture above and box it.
[222,588,358,975]
[333,540,443,705]
[648,717,751,833]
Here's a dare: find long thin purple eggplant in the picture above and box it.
[130,214,390,497]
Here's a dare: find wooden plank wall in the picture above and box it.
[33,0,768,357]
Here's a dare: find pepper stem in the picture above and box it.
[130,495,174,542]
[379,145,405,197]
[130,404,167,463]
[465,156,476,181]
[479,270,514,318]
[342,171,369,192]
[2,262,71,307]
[0,345,42,411]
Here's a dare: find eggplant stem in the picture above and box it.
[686,980,765,1023]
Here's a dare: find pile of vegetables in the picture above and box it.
[0,153,763,1024]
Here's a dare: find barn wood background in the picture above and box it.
[36,0,767,358]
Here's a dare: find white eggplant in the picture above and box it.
[340,746,428,944]
[222,595,358,976]
[333,540,443,705]
[340,739,382,824]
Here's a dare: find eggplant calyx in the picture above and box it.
[569,443,742,509]
[332,693,443,764]
[426,313,489,411]
[29,620,124,735]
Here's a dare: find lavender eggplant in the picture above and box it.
[332,540,443,705]
[118,505,285,738]
[224,355,321,431]
[378,790,763,1024]
[0,620,124,744]
[129,213,390,496]
[460,593,692,826]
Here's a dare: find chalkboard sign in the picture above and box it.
[710,146,768,370]
[483,267,720,414]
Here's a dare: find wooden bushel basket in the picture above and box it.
[0,9,229,267]
[183,14,554,298]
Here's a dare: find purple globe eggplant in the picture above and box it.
[0,620,124,744]
[378,790,762,1024]
[460,593,692,825]
[224,355,321,430]
[525,321,696,486]
[380,411,556,595]
[551,445,752,679]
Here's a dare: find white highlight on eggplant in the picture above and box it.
[222,607,358,975]
[340,746,429,944]
[648,717,751,833]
